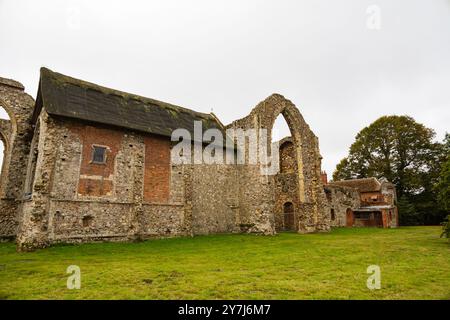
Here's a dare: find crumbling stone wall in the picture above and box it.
[16,113,242,249]
[0,118,12,194]
[9,77,331,250]
[274,137,299,231]
[0,78,35,239]
[16,114,193,249]
[0,119,11,144]
[190,163,240,234]
[380,180,397,207]
[227,94,329,234]
[324,185,360,227]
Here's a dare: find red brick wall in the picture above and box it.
[360,191,384,203]
[346,209,354,227]
[321,172,328,185]
[68,124,123,197]
[144,135,170,203]
[67,122,171,201]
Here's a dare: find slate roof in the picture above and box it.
[34,68,224,140]
[328,177,381,193]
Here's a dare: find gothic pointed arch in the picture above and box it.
[0,77,35,238]
[228,94,329,234]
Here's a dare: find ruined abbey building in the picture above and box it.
[323,176,398,228]
[0,68,397,251]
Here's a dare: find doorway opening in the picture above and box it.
[283,202,295,231]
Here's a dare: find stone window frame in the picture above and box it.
[90,144,108,165]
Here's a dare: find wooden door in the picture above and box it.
[283,202,295,231]
[346,208,354,227]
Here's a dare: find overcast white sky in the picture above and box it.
[1,0,449,176]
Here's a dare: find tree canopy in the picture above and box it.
[435,134,450,212]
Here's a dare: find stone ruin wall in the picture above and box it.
[227,94,330,234]
[324,185,360,227]
[274,137,300,231]
[0,77,332,250]
[16,111,241,249]
[0,78,35,239]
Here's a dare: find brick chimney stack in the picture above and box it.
[321,171,328,185]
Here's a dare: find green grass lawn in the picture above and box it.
[0,227,448,300]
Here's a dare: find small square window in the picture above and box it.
[92,146,107,164]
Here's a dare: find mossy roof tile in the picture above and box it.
[37,67,223,139]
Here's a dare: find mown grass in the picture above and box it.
[0,227,448,300]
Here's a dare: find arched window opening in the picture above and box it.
[283,202,294,213]
[273,113,298,176]
[272,114,291,143]
[0,105,11,195]
[0,105,10,120]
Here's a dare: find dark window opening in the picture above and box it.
[331,209,336,221]
[283,202,294,213]
[92,146,107,164]
[82,215,94,227]
[325,189,332,201]
[354,212,371,220]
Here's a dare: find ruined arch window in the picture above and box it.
[272,114,291,143]
[0,105,11,192]
[0,105,10,120]
[331,209,336,221]
[274,112,297,175]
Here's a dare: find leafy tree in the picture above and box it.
[397,195,418,225]
[435,159,450,211]
[333,116,447,225]
[435,134,450,212]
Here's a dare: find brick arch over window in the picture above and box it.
[0,77,35,238]
[227,94,329,234]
